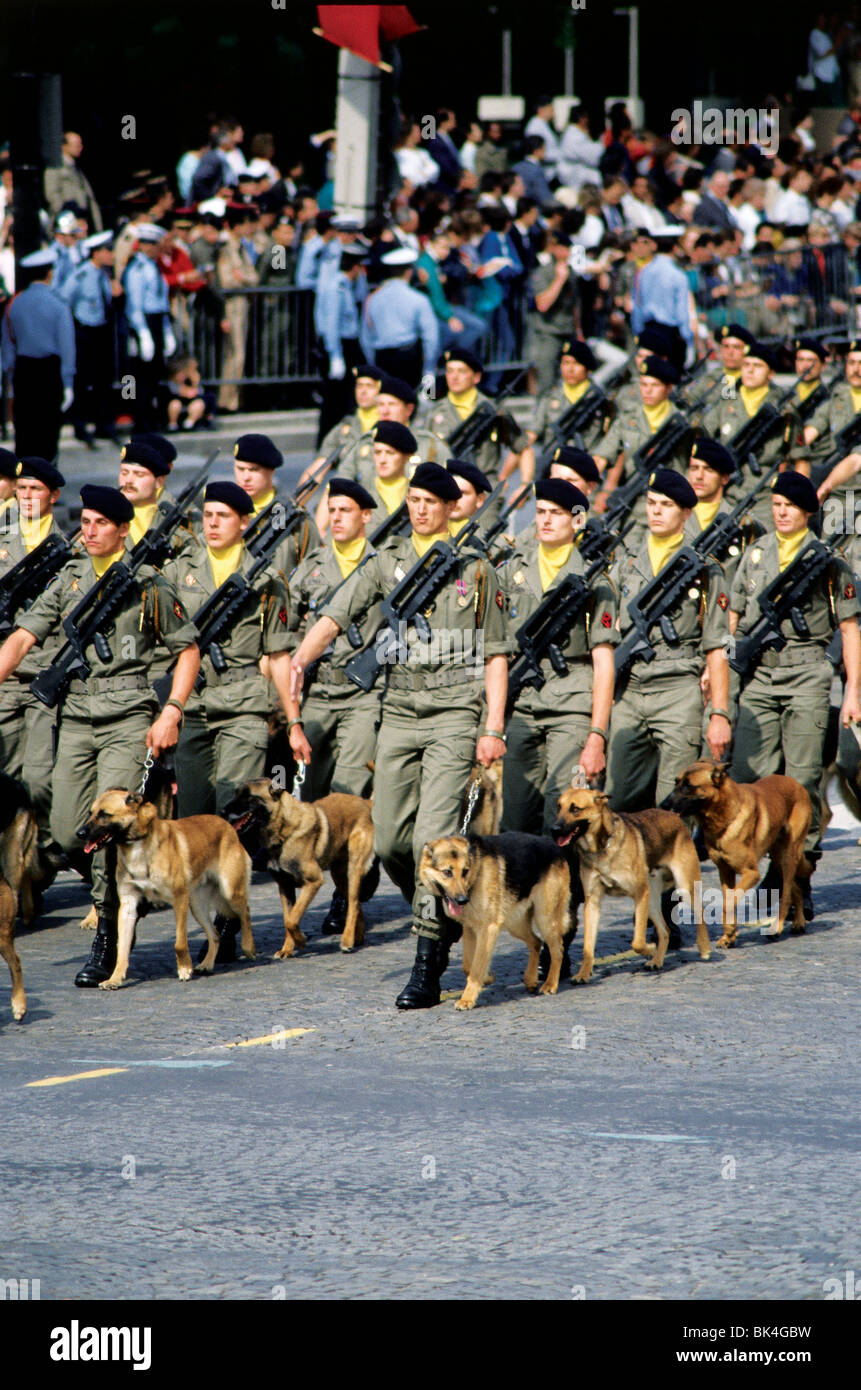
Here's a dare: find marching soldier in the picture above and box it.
[607,469,731,814]
[117,440,192,551]
[446,459,492,535]
[501,478,617,834]
[522,339,611,476]
[707,323,755,401]
[303,363,383,482]
[593,355,690,542]
[684,438,738,549]
[613,321,682,415]
[729,471,861,921]
[702,341,805,525]
[424,349,532,503]
[232,432,318,577]
[812,340,861,506]
[0,457,67,835]
[0,484,200,987]
[342,420,417,518]
[290,460,510,1011]
[502,445,603,555]
[0,248,76,462]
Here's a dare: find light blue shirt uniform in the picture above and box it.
[360,278,440,376]
[296,233,328,291]
[1,281,76,388]
[52,241,82,296]
[59,258,112,327]
[631,254,694,352]
[122,251,170,334]
[314,267,362,357]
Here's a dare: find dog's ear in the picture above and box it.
[711,763,727,787]
[125,792,143,807]
[594,792,609,805]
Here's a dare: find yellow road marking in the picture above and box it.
[26,1067,128,1088]
[224,1028,315,1048]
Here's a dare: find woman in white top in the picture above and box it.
[620,175,666,234]
[771,167,814,227]
[394,120,440,189]
[459,120,483,174]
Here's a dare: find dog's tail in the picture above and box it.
[359,854,381,903]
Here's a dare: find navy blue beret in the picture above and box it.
[80,484,134,524]
[204,481,254,515]
[234,433,283,470]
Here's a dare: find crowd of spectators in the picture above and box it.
[6,65,861,430]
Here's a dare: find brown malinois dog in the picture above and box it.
[662,761,811,946]
[552,788,711,983]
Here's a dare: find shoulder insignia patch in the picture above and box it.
[717,592,728,610]
[751,548,762,565]
[600,610,611,628]
[279,605,288,624]
[173,599,184,619]
[550,398,560,409]
[360,445,371,457]
[513,571,525,585]
[846,583,856,599]
[495,590,504,610]
[185,573,196,585]
[71,578,79,592]
[342,424,351,435]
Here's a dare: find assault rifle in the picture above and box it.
[812,409,861,482]
[723,369,815,477]
[445,364,531,461]
[368,500,411,548]
[241,450,338,559]
[507,554,608,706]
[29,452,218,709]
[344,510,491,692]
[601,412,696,534]
[728,534,841,685]
[0,531,73,638]
[536,383,612,466]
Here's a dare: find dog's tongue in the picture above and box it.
[82,839,100,855]
[446,896,464,918]
[555,832,573,848]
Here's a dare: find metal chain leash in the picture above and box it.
[292,760,307,800]
[138,749,154,797]
[459,777,481,835]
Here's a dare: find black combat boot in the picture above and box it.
[395,936,443,1010]
[197,915,240,964]
[538,926,577,984]
[74,914,117,987]
[320,893,347,936]
[662,889,682,951]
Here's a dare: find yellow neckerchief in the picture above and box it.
[776,526,808,573]
[723,368,741,381]
[797,379,819,402]
[647,530,685,577]
[128,501,158,548]
[412,529,449,558]
[18,511,53,552]
[375,474,408,513]
[252,487,276,515]
[332,534,366,579]
[562,379,590,405]
[357,405,378,434]
[449,516,470,536]
[448,387,479,420]
[850,386,861,415]
[694,497,722,531]
[0,497,15,518]
[91,548,127,579]
[642,398,671,433]
[634,255,652,268]
[207,541,244,587]
[739,384,770,417]
[537,540,574,592]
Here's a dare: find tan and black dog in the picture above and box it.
[552,788,711,983]
[0,771,64,1021]
[663,761,811,945]
[459,761,504,836]
[225,780,376,956]
[419,832,572,1009]
[78,789,255,989]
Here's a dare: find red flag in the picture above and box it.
[315,5,421,68]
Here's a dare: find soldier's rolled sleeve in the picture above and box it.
[262,578,293,654]
[832,555,861,622]
[701,561,730,651]
[529,398,549,438]
[598,417,625,461]
[153,576,200,655]
[588,572,620,649]
[480,564,511,658]
[321,554,384,631]
[16,576,64,644]
[729,550,752,613]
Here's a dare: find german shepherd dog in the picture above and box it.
[418,832,572,1009]
[552,788,711,983]
[662,761,811,946]
[225,780,376,956]
[0,773,39,1021]
[77,789,255,989]
[79,757,176,932]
